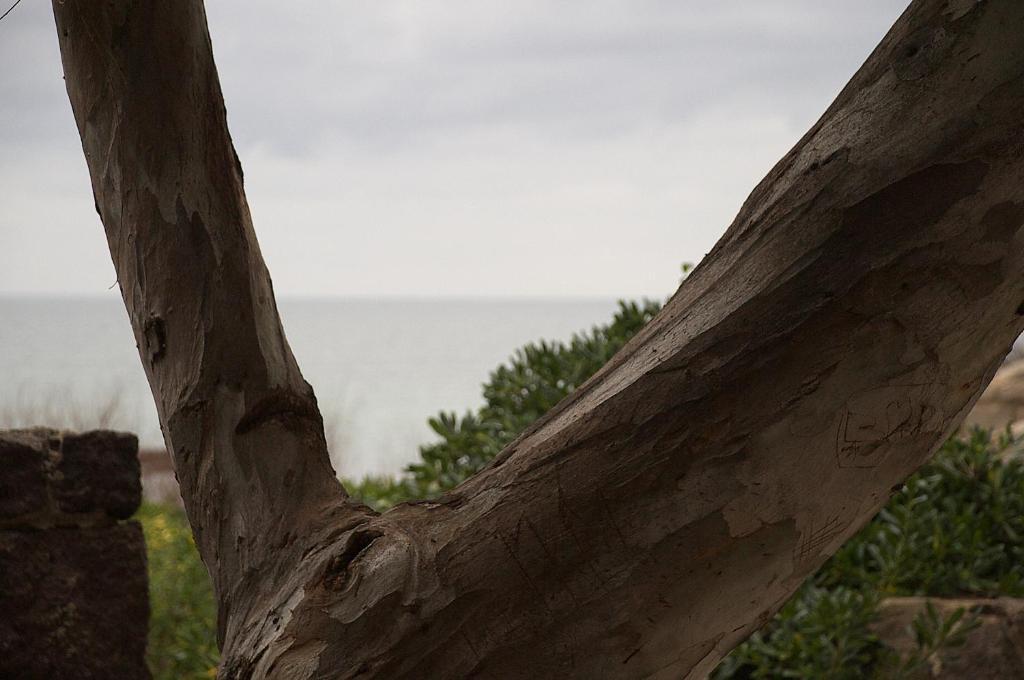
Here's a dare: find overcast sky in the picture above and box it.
[1,1,908,299]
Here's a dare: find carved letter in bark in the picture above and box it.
[52,0,1024,677]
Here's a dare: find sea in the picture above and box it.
[0,296,623,479]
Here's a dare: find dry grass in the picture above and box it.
[0,384,141,434]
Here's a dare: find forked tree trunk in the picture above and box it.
[51,0,1024,677]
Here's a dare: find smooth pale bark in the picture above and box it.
[52,0,1024,677]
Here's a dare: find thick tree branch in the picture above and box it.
[54,0,1024,678]
[50,0,360,646]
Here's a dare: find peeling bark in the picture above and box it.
[52,0,1024,678]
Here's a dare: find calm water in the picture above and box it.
[0,296,620,477]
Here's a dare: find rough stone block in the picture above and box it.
[0,522,150,680]
[0,430,49,519]
[54,430,142,519]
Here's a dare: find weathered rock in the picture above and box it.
[55,430,142,519]
[0,428,150,679]
[0,523,150,680]
[873,597,1024,679]
[0,431,49,519]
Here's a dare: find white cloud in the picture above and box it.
[0,0,909,297]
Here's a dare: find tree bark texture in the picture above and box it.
[52,0,1024,678]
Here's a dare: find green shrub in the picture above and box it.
[137,503,218,680]
[712,585,979,680]
[712,586,889,679]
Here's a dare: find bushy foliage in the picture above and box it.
[713,586,978,679]
[137,503,218,680]
[713,586,890,679]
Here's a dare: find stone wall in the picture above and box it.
[0,429,150,680]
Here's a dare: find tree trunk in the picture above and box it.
[51,0,1024,677]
